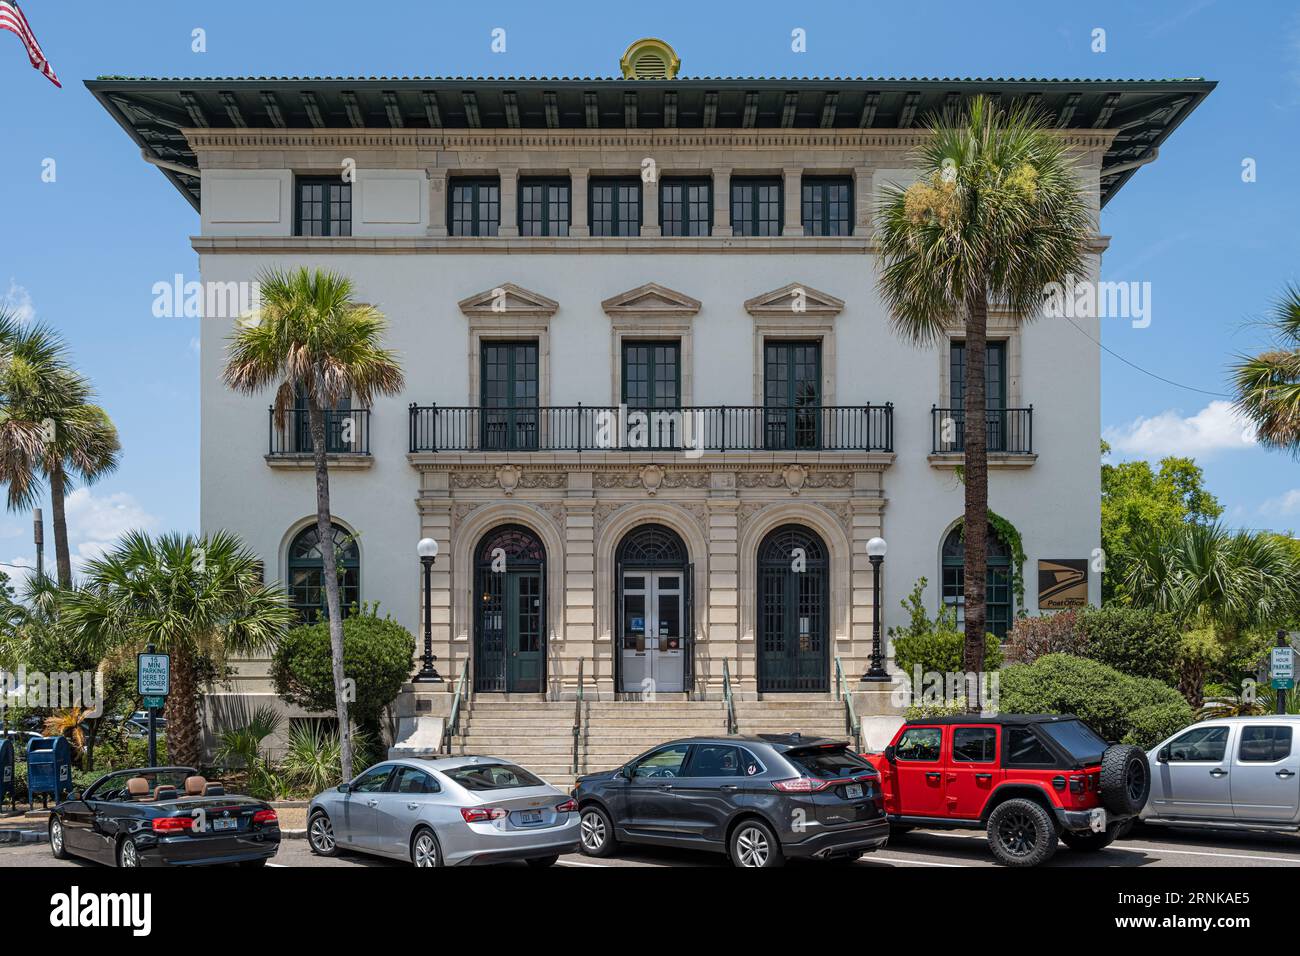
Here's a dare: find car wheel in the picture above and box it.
[410,827,442,868]
[579,805,617,858]
[986,798,1058,867]
[116,836,140,869]
[526,854,560,867]
[1060,824,1122,852]
[1099,744,1151,816]
[730,819,785,868]
[307,811,338,857]
[49,817,68,860]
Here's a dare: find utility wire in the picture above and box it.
[1061,313,1231,399]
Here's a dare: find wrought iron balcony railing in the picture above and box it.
[268,407,371,456]
[409,404,893,453]
[930,406,1033,455]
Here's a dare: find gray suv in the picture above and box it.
[573,733,889,867]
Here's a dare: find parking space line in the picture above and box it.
[1120,843,1300,864]
[557,859,609,867]
[867,854,969,867]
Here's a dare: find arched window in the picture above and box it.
[287,523,360,623]
[476,524,546,566]
[617,524,688,567]
[474,524,546,693]
[756,524,829,692]
[941,523,1012,639]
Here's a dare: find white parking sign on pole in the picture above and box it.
[137,652,171,697]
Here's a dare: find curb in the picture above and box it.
[0,829,46,845]
[281,828,306,840]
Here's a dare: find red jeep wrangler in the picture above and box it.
[864,714,1150,866]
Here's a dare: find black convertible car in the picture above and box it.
[49,766,280,868]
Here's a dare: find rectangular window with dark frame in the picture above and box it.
[519,177,571,236]
[660,178,712,237]
[295,177,352,236]
[763,340,821,449]
[590,177,642,237]
[801,176,853,236]
[622,340,681,409]
[480,340,538,450]
[731,177,783,237]
[449,178,500,236]
[951,339,1009,451]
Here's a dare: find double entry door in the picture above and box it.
[620,571,685,694]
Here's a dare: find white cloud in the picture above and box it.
[1103,400,1257,459]
[63,488,159,565]
[2,280,35,325]
[1259,489,1300,518]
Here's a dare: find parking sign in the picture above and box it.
[1271,646,1294,690]
[137,652,171,697]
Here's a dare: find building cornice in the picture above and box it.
[183,126,1118,156]
[192,235,1110,255]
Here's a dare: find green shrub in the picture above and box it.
[271,611,415,743]
[280,722,365,795]
[1076,606,1181,685]
[893,629,1002,677]
[903,698,970,720]
[999,653,1192,744]
[1124,702,1197,749]
[1004,609,1085,664]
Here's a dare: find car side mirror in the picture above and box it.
[1157,747,1170,763]
[337,783,351,793]
[621,765,634,780]
[70,790,82,801]
[884,745,897,763]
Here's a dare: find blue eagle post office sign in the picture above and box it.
[137,652,171,698]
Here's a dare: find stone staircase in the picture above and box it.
[447,695,862,791]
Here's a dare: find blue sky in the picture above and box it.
[0,0,1297,577]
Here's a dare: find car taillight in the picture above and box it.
[773,777,834,793]
[152,817,194,833]
[554,799,577,813]
[253,809,278,825]
[460,806,508,823]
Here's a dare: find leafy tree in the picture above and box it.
[223,268,404,781]
[61,531,295,766]
[1100,440,1221,602]
[876,97,1091,707]
[271,610,414,764]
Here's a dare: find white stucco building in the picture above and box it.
[90,42,1213,767]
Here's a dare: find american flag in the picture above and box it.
[0,0,59,87]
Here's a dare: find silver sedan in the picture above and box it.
[306,756,580,867]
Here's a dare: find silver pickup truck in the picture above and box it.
[1143,716,1300,830]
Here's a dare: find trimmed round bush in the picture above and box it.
[999,653,1192,745]
[892,629,1002,678]
[271,613,415,743]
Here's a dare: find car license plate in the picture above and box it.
[845,783,864,799]
[519,810,543,825]
[212,817,238,832]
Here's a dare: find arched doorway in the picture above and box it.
[757,524,829,692]
[616,524,692,694]
[474,524,546,693]
[287,523,360,623]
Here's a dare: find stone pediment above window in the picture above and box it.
[744,282,845,318]
[601,283,701,319]
[458,282,559,318]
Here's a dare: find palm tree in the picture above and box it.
[222,268,403,781]
[61,530,295,766]
[1121,522,1300,637]
[875,96,1093,706]
[0,312,121,587]
[1231,284,1300,453]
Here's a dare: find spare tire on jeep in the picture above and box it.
[1099,744,1150,816]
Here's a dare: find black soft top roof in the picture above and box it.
[903,714,1081,726]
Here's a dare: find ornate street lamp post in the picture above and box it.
[414,537,443,682]
[862,536,889,682]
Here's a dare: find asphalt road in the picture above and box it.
[4,824,1300,868]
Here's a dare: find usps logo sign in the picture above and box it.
[137,652,171,697]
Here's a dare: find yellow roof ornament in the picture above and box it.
[620,38,681,80]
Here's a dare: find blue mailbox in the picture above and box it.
[0,737,13,808]
[27,736,72,808]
